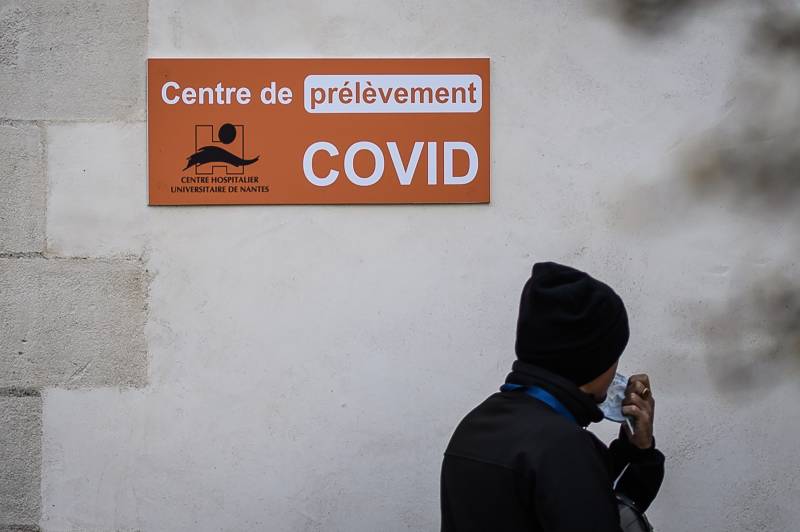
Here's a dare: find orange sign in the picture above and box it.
[147,58,490,205]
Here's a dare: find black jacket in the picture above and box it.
[440,361,665,532]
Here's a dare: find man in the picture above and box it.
[440,261,664,531]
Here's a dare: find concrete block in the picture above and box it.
[0,1,146,121]
[0,124,45,253]
[0,394,41,527]
[46,123,148,258]
[0,257,148,388]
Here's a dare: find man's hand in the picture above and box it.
[621,374,655,449]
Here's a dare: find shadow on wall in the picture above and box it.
[606,2,800,393]
[687,7,800,211]
[699,271,800,395]
[755,4,800,55]
[597,0,723,33]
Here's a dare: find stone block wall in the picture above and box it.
[0,1,149,529]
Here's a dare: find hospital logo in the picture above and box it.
[184,123,260,174]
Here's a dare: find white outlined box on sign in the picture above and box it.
[304,74,483,113]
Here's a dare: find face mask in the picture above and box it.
[599,372,635,433]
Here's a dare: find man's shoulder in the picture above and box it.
[443,392,606,470]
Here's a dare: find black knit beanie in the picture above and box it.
[514,261,629,386]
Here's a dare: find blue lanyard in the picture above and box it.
[500,383,577,424]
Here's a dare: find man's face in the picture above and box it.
[579,360,619,403]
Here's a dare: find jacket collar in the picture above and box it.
[503,360,604,427]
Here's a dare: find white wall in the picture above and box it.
[35,1,800,530]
